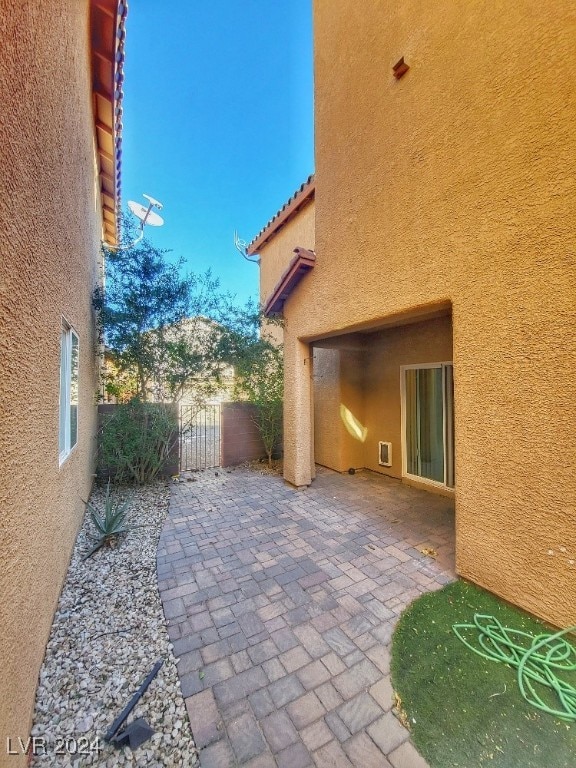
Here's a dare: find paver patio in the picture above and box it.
[158,465,455,768]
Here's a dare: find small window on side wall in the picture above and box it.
[59,322,79,464]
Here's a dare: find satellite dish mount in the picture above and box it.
[234,230,259,263]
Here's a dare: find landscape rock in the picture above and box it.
[30,483,199,767]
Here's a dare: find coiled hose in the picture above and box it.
[453,614,576,721]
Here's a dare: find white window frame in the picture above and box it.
[59,321,79,465]
[400,361,455,490]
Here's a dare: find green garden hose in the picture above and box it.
[453,614,576,721]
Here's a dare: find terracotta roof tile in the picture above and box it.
[91,0,127,246]
[247,175,315,254]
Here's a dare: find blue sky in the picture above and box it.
[121,1,314,306]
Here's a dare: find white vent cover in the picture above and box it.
[378,441,392,467]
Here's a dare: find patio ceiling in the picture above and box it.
[306,303,452,345]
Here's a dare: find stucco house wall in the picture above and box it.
[362,316,453,481]
[258,200,315,305]
[280,0,576,627]
[252,185,315,346]
[252,190,318,481]
[312,348,342,470]
[310,346,361,474]
[0,1,118,751]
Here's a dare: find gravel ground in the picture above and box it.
[30,483,199,767]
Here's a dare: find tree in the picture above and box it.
[93,218,228,403]
[95,217,285,465]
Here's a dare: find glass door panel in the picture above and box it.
[444,364,455,487]
[405,369,419,476]
[417,367,444,482]
[404,365,453,486]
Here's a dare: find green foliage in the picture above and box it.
[391,580,576,768]
[98,399,178,485]
[83,482,135,560]
[101,356,139,403]
[219,312,284,465]
[94,214,285,468]
[236,339,283,466]
[94,215,231,403]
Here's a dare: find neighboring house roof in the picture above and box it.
[264,247,316,316]
[90,0,127,246]
[247,175,315,254]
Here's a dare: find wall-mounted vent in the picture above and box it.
[378,441,392,467]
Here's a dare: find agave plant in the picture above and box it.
[83,482,136,560]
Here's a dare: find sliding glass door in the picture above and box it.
[402,363,455,488]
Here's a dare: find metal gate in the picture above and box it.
[180,404,221,470]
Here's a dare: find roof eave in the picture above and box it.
[90,0,127,247]
[263,247,316,317]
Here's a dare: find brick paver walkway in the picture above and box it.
[158,466,455,768]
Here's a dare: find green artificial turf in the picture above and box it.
[390,580,575,768]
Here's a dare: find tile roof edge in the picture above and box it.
[91,0,127,247]
[247,174,315,255]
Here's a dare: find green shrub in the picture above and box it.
[98,399,178,485]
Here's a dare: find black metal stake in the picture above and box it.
[104,659,164,744]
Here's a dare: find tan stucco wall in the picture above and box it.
[313,348,342,469]
[283,0,576,626]
[339,350,366,470]
[258,200,315,345]
[313,347,367,473]
[363,317,453,479]
[255,202,316,481]
[258,200,315,304]
[0,1,101,754]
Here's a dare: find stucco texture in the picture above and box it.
[258,199,315,345]
[259,199,315,303]
[256,199,317,484]
[0,1,101,753]
[282,0,576,627]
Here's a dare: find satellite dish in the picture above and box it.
[106,194,165,250]
[128,201,164,227]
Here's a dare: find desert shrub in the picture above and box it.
[98,399,178,485]
[83,482,138,560]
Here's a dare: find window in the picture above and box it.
[59,322,79,464]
